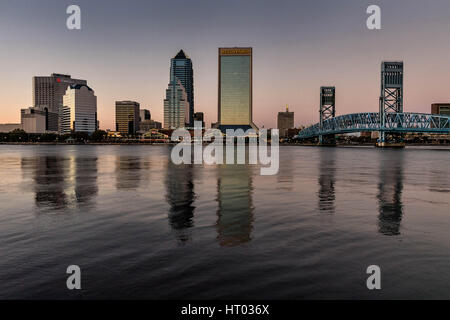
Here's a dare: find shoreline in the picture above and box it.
[1,142,449,147]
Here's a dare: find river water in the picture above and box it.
[0,145,449,299]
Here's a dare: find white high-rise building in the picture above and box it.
[61,85,97,135]
[164,79,190,129]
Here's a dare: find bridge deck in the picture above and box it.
[297,112,450,139]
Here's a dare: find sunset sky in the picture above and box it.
[1,0,450,130]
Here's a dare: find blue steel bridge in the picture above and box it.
[295,62,450,145]
[297,112,450,139]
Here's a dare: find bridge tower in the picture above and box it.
[378,61,404,147]
[319,86,336,145]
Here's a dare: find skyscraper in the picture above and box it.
[115,101,140,135]
[33,73,87,132]
[164,79,190,129]
[170,50,194,126]
[218,47,257,132]
[61,85,97,135]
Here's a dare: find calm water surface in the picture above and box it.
[0,145,449,299]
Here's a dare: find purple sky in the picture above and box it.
[1,0,450,129]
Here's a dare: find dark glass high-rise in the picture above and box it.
[170,50,194,127]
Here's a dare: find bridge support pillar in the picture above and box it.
[376,141,405,148]
[378,61,405,148]
[319,134,336,146]
[319,87,336,146]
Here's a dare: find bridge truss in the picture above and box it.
[297,112,450,139]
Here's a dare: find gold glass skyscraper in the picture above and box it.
[218,47,257,131]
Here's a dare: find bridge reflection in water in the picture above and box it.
[377,151,404,236]
[317,148,336,214]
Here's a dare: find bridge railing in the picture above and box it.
[297,112,450,139]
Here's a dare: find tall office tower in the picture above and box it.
[170,50,194,126]
[277,105,295,138]
[115,101,140,136]
[61,85,97,135]
[164,79,190,129]
[218,47,257,132]
[33,73,87,132]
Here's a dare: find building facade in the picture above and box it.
[61,85,97,135]
[33,73,87,132]
[171,50,194,126]
[218,47,257,132]
[431,103,450,116]
[140,109,151,122]
[277,106,295,138]
[21,108,46,133]
[193,112,205,129]
[139,109,152,121]
[0,123,22,133]
[139,120,162,132]
[164,80,190,129]
[116,101,140,135]
[432,103,450,129]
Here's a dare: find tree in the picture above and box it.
[90,130,107,142]
[72,132,90,143]
[39,133,58,142]
[9,129,28,142]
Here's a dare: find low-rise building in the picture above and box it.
[0,123,22,133]
[139,120,162,132]
[21,107,47,133]
[432,103,450,116]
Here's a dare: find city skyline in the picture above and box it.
[2,0,450,130]
[1,0,450,304]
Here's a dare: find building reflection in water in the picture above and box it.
[277,149,294,191]
[21,156,69,210]
[165,161,196,243]
[21,155,99,211]
[74,156,98,208]
[317,148,336,214]
[377,151,404,236]
[115,156,142,190]
[216,164,254,247]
